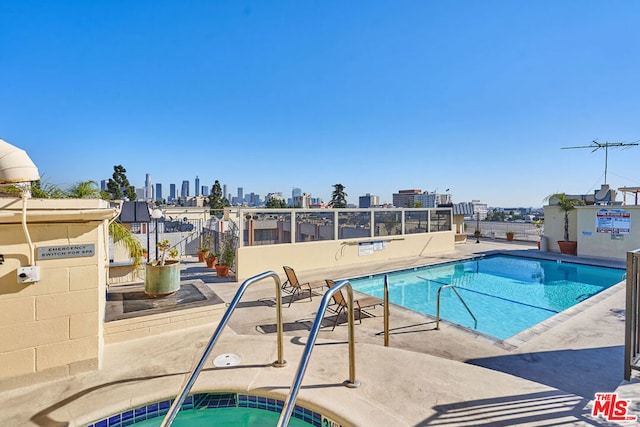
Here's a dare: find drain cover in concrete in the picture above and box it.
[213,353,242,367]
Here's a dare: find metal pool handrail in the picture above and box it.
[160,270,286,427]
[436,284,478,330]
[277,279,359,427]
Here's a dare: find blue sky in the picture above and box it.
[1,1,638,207]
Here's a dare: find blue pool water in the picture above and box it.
[86,393,322,427]
[128,407,313,426]
[350,255,624,340]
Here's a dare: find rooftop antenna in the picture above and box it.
[561,140,639,185]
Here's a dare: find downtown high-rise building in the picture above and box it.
[195,176,200,196]
[290,187,303,206]
[237,187,243,204]
[155,183,162,202]
[169,184,176,202]
[181,180,189,198]
[201,185,208,196]
[223,184,228,202]
[359,193,380,208]
[145,174,153,201]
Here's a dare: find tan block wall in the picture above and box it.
[0,198,112,391]
[236,231,455,281]
[104,305,224,343]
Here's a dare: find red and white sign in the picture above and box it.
[596,209,631,234]
[592,392,637,422]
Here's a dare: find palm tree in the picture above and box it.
[546,193,584,241]
[30,180,67,198]
[67,180,107,199]
[28,179,145,267]
[109,221,145,268]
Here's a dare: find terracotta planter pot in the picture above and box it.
[215,264,230,278]
[144,260,181,297]
[557,240,577,255]
[205,257,217,268]
[197,250,209,262]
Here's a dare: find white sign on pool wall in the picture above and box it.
[358,240,387,256]
[596,209,630,234]
[359,242,374,256]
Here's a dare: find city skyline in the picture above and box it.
[2,2,639,207]
[131,171,540,209]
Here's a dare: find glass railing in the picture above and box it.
[233,207,452,247]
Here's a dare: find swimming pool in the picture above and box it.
[85,392,328,427]
[350,255,624,340]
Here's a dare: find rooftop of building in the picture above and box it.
[3,239,639,426]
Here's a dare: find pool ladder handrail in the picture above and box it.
[160,270,286,427]
[277,279,359,427]
[436,283,478,330]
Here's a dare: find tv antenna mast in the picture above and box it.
[561,140,639,185]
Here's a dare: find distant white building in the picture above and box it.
[293,193,312,208]
[471,200,488,220]
[266,192,286,204]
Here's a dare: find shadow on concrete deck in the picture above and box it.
[467,345,625,399]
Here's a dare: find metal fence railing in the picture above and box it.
[463,220,541,242]
[126,218,203,261]
[625,249,640,381]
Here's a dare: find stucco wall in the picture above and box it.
[576,205,640,260]
[236,230,455,280]
[0,198,114,391]
[544,204,640,260]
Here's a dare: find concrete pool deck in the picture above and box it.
[1,239,638,426]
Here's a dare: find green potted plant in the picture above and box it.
[197,235,211,262]
[215,234,236,278]
[506,230,515,241]
[206,251,219,268]
[144,239,180,297]
[547,193,584,255]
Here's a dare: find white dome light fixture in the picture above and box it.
[0,138,40,184]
